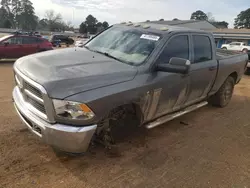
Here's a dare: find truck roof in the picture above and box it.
[115,22,211,35]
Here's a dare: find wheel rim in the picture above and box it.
[223,82,233,103]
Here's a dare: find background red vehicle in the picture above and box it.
[0,35,53,59]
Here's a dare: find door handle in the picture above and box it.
[209,66,217,71]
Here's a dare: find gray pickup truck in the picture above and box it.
[13,23,248,153]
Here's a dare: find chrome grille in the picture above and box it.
[24,82,43,99]
[26,95,46,114]
[14,71,48,120]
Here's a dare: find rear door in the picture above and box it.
[21,36,39,56]
[184,34,218,106]
[0,36,22,58]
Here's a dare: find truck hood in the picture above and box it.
[14,48,138,99]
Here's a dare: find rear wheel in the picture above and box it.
[208,77,235,107]
[222,47,227,50]
[243,48,248,53]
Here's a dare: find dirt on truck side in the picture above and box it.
[1,63,250,187]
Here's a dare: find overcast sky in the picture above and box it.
[30,0,249,28]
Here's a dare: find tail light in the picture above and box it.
[45,41,53,47]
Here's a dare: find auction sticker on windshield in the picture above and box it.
[140,34,160,41]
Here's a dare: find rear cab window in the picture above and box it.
[192,35,212,63]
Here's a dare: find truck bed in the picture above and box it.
[211,49,248,93]
[216,49,244,60]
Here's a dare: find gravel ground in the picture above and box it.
[1,63,250,188]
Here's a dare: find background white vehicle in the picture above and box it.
[75,35,95,47]
[221,42,250,52]
[75,38,89,47]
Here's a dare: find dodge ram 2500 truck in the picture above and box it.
[13,23,248,153]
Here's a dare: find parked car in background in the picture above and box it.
[0,35,53,59]
[50,35,74,47]
[221,42,250,52]
[75,35,95,47]
[12,23,248,153]
[75,38,90,47]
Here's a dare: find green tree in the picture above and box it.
[79,22,87,34]
[206,12,215,22]
[79,15,109,34]
[0,6,12,28]
[102,21,109,29]
[16,0,38,30]
[37,18,48,30]
[190,10,208,20]
[85,14,98,34]
[1,0,11,13]
[234,8,250,29]
[44,9,62,31]
[0,0,14,28]
[3,19,12,28]
[0,0,37,29]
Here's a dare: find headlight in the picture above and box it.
[53,99,95,120]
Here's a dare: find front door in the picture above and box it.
[185,34,218,106]
[21,36,39,56]
[145,34,191,120]
[1,36,22,58]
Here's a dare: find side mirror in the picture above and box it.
[156,57,190,74]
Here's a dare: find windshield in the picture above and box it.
[85,26,162,65]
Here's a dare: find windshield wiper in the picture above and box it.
[84,45,91,50]
[103,52,122,61]
[84,47,134,65]
[94,50,124,63]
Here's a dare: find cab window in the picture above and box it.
[157,35,189,64]
[22,37,38,44]
[193,35,212,63]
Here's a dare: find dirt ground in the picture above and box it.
[1,63,250,188]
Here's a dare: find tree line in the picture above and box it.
[0,0,109,33]
[190,9,250,29]
[1,0,250,31]
[190,10,229,28]
[149,9,250,29]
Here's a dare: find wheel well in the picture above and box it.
[101,103,143,126]
[96,103,143,143]
[229,72,238,83]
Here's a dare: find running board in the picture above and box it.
[145,101,208,129]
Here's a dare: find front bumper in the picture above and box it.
[13,86,97,153]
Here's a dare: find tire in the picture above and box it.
[242,48,248,53]
[208,77,235,108]
[37,49,46,53]
[222,47,227,50]
[97,105,140,146]
[245,67,250,75]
